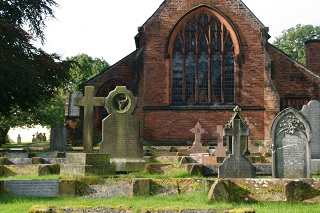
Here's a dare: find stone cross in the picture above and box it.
[186,122,208,156]
[224,119,249,157]
[74,86,105,153]
[191,122,206,146]
[212,125,226,157]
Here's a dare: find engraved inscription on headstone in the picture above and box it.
[300,100,320,159]
[270,108,312,178]
[4,180,59,197]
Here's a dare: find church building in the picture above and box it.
[83,0,320,146]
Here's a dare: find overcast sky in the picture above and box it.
[39,0,320,65]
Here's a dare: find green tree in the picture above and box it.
[272,24,320,65]
[67,54,109,92]
[0,0,72,145]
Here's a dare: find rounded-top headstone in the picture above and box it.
[105,86,136,114]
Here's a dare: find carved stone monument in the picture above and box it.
[218,106,255,178]
[73,86,105,153]
[300,100,320,159]
[61,86,115,178]
[271,107,312,178]
[99,86,145,172]
[186,122,209,156]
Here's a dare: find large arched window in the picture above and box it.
[171,11,236,105]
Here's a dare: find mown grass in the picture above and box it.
[1,192,320,213]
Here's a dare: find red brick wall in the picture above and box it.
[268,45,320,101]
[306,40,320,75]
[86,0,319,144]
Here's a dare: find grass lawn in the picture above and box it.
[1,192,320,213]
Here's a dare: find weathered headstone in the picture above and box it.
[49,124,67,152]
[17,134,21,144]
[218,106,255,178]
[300,100,320,159]
[212,125,226,157]
[73,86,105,153]
[99,86,145,172]
[186,122,209,156]
[270,107,312,178]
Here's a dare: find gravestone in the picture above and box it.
[212,125,226,157]
[4,180,59,197]
[218,106,255,178]
[73,86,105,153]
[270,107,312,178]
[50,124,67,152]
[99,86,145,172]
[300,100,320,159]
[17,134,21,144]
[186,122,209,156]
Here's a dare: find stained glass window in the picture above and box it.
[172,12,235,104]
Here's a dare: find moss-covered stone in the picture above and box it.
[38,164,60,176]
[226,207,255,213]
[208,179,229,202]
[32,157,43,164]
[132,178,150,196]
[59,179,76,196]
[0,157,7,165]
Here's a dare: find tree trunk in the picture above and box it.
[0,128,9,146]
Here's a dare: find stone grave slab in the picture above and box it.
[186,122,209,156]
[270,107,312,178]
[49,124,67,152]
[300,100,320,159]
[60,153,115,178]
[218,107,255,178]
[99,86,145,172]
[4,180,59,197]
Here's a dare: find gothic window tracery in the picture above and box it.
[171,12,235,105]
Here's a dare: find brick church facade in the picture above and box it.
[83,0,320,145]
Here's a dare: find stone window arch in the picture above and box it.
[167,6,241,105]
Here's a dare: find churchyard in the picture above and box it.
[1,86,320,212]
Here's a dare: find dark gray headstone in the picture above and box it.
[300,100,320,159]
[99,86,145,172]
[50,124,67,152]
[270,108,312,178]
[218,107,255,178]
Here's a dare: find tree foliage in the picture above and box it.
[0,0,72,145]
[272,24,320,65]
[67,54,109,92]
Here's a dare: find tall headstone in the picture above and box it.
[218,106,255,178]
[300,100,320,159]
[50,124,67,152]
[212,125,226,157]
[73,86,105,153]
[270,107,312,178]
[186,122,209,156]
[99,86,145,172]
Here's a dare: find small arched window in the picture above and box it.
[171,12,236,105]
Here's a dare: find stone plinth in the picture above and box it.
[60,153,115,178]
[111,158,146,172]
